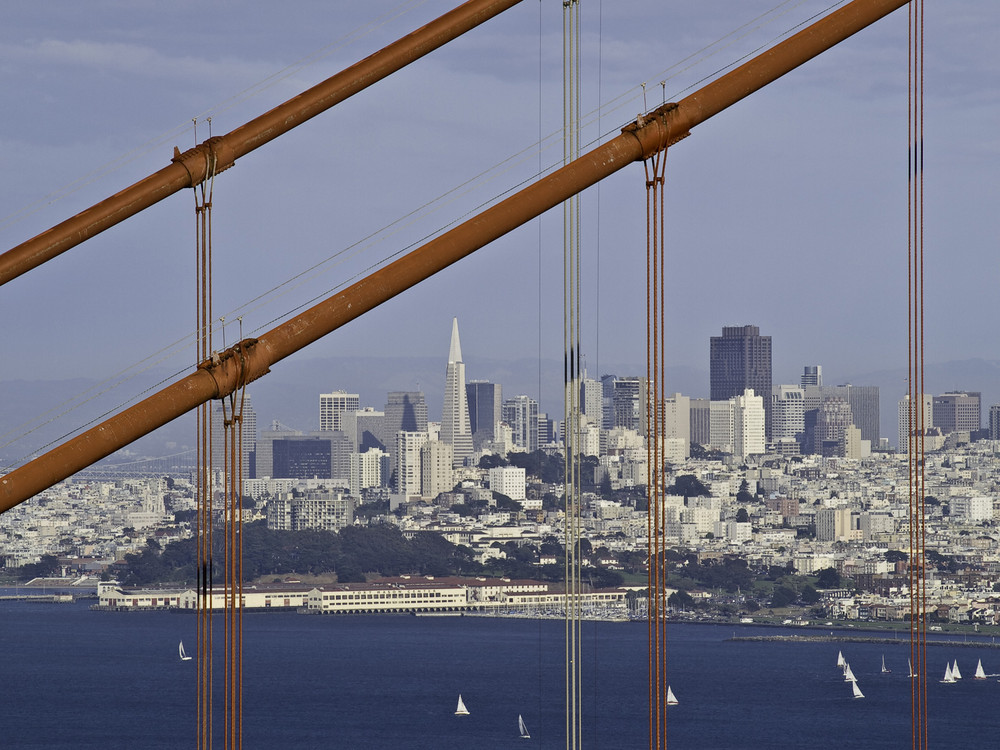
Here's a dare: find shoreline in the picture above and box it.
[730,633,1000,648]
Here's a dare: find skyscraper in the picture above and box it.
[897,393,933,453]
[932,392,981,434]
[710,325,772,439]
[467,380,502,450]
[771,385,805,444]
[384,391,427,481]
[502,395,539,453]
[319,390,360,432]
[580,375,602,425]
[440,318,473,467]
[800,365,823,388]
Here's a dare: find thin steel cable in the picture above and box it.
[644,138,668,750]
[0,0,429,236]
[0,3,845,469]
[907,2,927,746]
[562,3,583,748]
[645,150,654,749]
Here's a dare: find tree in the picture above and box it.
[800,584,821,604]
[586,566,624,589]
[665,474,711,499]
[736,479,755,504]
[769,585,797,608]
[492,492,521,512]
[815,567,841,589]
[599,472,613,497]
[16,554,61,580]
[668,589,695,610]
[735,507,750,523]
[478,454,507,469]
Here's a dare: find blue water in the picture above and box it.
[2,600,999,748]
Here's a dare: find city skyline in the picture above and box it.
[0,2,996,466]
[0,2,998,379]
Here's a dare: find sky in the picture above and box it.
[0,0,997,451]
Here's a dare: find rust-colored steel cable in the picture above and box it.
[907,1,927,747]
[0,0,913,515]
[194,158,216,750]
[644,152,654,750]
[0,0,526,288]
[644,143,668,749]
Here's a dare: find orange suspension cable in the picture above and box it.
[907,1,927,747]
[644,143,668,749]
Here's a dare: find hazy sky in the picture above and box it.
[1,1,997,438]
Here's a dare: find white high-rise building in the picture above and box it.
[898,393,934,453]
[709,400,735,454]
[661,393,691,446]
[421,440,454,498]
[580,376,603,425]
[708,390,764,458]
[801,365,823,387]
[319,390,360,432]
[951,496,993,524]
[816,507,852,542]
[395,431,428,497]
[734,389,766,458]
[488,466,526,502]
[349,449,386,497]
[771,385,805,442]
[502,395,539,453]
[440,318,474,467]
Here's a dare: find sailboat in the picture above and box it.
[178,640,192,661]
[908,659,916,679]
[844,664,857,682]
[852,680,865,699]
[974,659,987,679]
[518,714,530,739]
[941,663,955,684]
[666,686,679,706]
[837,651,845,668]
[455,695,470,716]
[881,655,890,674]
[951,660,962,680]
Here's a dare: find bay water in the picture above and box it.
[2,599,999,748]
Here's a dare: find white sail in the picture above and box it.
[952,660,962,680]
[518,714,530,739]
[666,686,678,706]
[974,659,987,679]
[837,651,845,668]
[881,655,890,673]
[455,694,469,715]
[844,664,857,682]
[942,663,955,683]
[852,680,864,699]
[179,640,192,661]
[908,659,916,679]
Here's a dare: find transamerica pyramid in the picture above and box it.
[440,317,473,467]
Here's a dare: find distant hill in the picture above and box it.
[3,357,998,464]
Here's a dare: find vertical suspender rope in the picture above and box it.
[221,376,246,750]
[907,1,927,748]
[562,1,583,748]
[193,127,217,750]
[644,140,667,750]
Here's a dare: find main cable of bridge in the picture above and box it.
[0,0,527,288]
[0,0,913,514]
